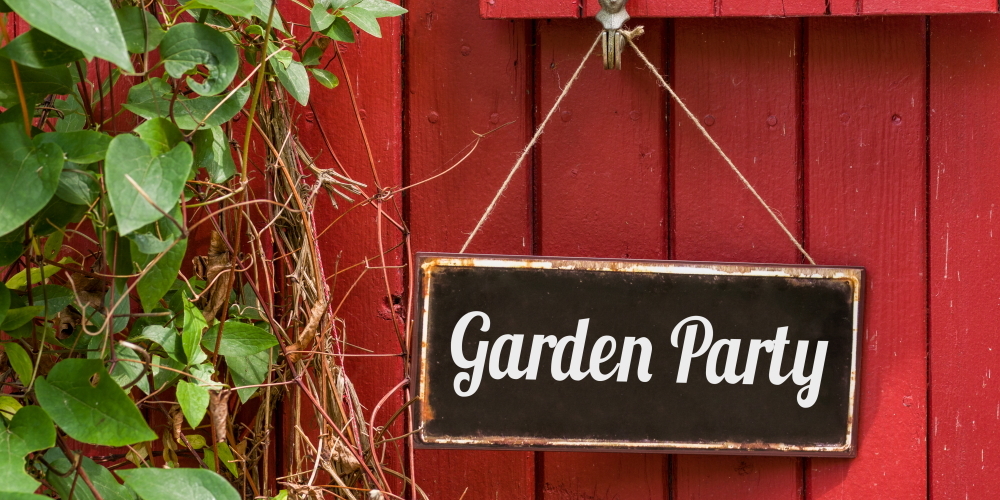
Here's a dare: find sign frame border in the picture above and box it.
[410,252,865,457]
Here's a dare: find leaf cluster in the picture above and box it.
[0,0,405,498]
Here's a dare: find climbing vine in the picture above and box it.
[0,0,408,498]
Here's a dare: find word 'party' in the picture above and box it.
[450,312,830,408]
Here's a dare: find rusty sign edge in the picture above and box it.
[409,252,865,457]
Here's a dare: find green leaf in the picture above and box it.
[105,286,131,334]
[124,78,250,130]
[193,127,236,183]
[0,306,41,331]
[322,16,355,43]
[2,343,32,385]
[55,165,100,205]
[36,130,112,163]
[4,0,133,72]
[134,238,188,313]
[216,441,239,477]
[127,204,184,255]
[182,300,208,365]
[160,23,238,97]
[272,56,310,105]
[0,29,83,68]
[228,348,271,402]
[137,326,184,368]
[5,258,70,290]
[202,321,277,357]
[0,230,23,267]
[135,117,184,157]
[0,56,73,106]
[188,363,223,389]
[341,6,381,37]
[309,68,339,89]
[42,231,62,260]
[0,283,9,326]
[176,380,209,428]
[144,354,182,392]
[252,0,288,33]
[302,46,324,67]
[110,344,149,393]
[355,0,406,17]
[329,0,363,9]
[0,406,55,494]
[0,395,22,419]
[44,448,139,500]
[186,433,207,449]
[34,358,157,446]
[182,0,254,17]
[117,6,165,54]
[0,123,65,237]
[105,134,192,235]
[31,195,86,236]
[310,3,335,32]
[118,467,240,500]
[53,97,85,132]
[29,284,74,319]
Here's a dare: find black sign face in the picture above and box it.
[412,254,864,456]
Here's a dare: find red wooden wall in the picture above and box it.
[299,0,1000,498]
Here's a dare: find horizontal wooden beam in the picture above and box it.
[480,0,997,18]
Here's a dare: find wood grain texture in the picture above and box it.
[535,19,667,499]
[481,0,578,19]
[804,16,927,500]
[670,18,804,500]
[535,19,667,261]
[860,0,995,14]
[405,0,536,497]
[675,456,802,499]
[541,453,667,499]
[929,14,1000,500]
[291,3,406,487]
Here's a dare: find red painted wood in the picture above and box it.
[542,454,666,499]
[670,18,803,499]
[929,14,1000,500]
[481,0,578,19]
[292,3,406,491]
[720,0,826,16]
[535,19,668,499]
[827,0,859,14]
[504,0,992,18]
[676,456,802,499]
[582,0,713,18]
[405,0,536,497]
[804,16,927,499]
[861,0,994,14]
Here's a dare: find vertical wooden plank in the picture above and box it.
[929,15,1000,500]
[670,18,804,500]
[805,16,927,499]
[406,0,536,497]
[862,0,995,14]
[535,19,667,499]
[292,1,406,488]
[481,0,579,19]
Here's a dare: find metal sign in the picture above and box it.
[411,253,864,456]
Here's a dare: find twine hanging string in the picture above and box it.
[459,32,602,253]
[460,28,816,266]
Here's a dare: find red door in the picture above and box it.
[299,0,1000,497]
